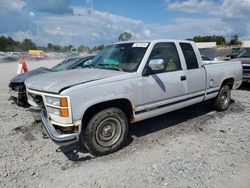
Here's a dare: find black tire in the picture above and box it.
[213,85,231,111]
[82,107,128,156]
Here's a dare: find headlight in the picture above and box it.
[47,106,69,117]
[45,96,68,107]
[47,106,60,116]
[46,96,60,106]
[45,96,69,117]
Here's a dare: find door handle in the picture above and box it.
[180,76,186,81]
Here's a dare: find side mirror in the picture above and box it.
[148,59,165,71]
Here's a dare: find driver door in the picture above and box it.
[136,42,187,113]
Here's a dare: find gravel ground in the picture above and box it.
[0,60,250,188]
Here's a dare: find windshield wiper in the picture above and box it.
[109,67,123,72]
[94,63,123,71]
[86,64,95,68]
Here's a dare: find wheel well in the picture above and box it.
[82,99,134,128]
[221,78,234,89]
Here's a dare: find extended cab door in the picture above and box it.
[179,42,206,100]
[136,42,187,114]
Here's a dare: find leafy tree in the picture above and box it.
[91,44,105,52]
[191,35,226,46]
[54,45,63,52]
[62,45,74,53]
[214,36,226,46]
[47,43,54,51]
[78,45,91,53]
[21,39,37,51]
[0,36,7,51]
[0,36,22,51]
[229,34,242,46]
[118,32,132,41]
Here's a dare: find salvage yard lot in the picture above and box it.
[0,60,250,188]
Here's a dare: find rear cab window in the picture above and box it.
[180,43,199,70]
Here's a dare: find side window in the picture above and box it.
[180,43,199,69]
[149,42,182,73]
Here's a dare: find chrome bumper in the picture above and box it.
[40,109,78,145]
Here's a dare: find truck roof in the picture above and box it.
[115,39,194,45]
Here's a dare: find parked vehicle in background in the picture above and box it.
[25,40,242,156]
[0,52,18,62]
[229,47,243,59]
[201,55,212,61]
[28,50,47,60]
[18,52,31,59]
[231,48,250,83]
[199,48,216,61]
[9,56,94,107]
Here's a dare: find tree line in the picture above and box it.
[0,33,243,53]
[186,34,242,46]
[0,36,105,53]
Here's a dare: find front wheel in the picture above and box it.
[82,107,128,156]
[212,85,231,111]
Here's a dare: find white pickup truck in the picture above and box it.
[25,40,242,156]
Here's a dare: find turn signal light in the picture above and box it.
[60,108,69,117]
[60,97,68,107]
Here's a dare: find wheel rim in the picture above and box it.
[95,117,122,147]
[220,90,229,108]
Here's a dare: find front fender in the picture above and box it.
[61,77,140,121]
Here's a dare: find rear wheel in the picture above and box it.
[82,107,128,156]
[213,85,231,111]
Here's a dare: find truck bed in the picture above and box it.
[203,60,242,90]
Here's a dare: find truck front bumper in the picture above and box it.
[40,109,78,145]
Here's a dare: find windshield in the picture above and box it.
[91,42,149,72]
[51,58,80,71]
[237,48,250,58]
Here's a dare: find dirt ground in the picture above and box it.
[0,59,250,188]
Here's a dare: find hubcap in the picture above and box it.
[102,125,113,137]
[96,117,122,147]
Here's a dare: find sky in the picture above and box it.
[0,0,250,47]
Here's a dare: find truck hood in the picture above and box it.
[10,67,51,84]
[25,68,128,94]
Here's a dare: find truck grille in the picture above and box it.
[243,65,250,76]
